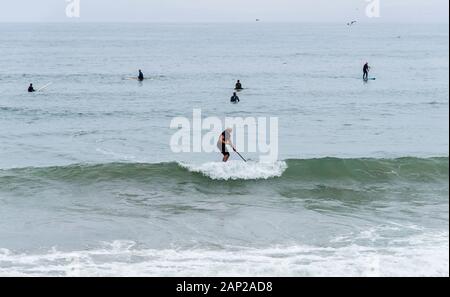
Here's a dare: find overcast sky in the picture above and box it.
[0,0,448,23]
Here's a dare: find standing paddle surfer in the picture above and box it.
[138,69,144,81]
[363,62,370,81]
[217,128,235,162]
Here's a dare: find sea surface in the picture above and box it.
[0,23,448,276]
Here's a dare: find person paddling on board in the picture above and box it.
[230,92,240,103]
[235,80,243,90]
[363,62,370,80]
[138,69,144,81]
[28,83,35,93]
[217,128,235,162]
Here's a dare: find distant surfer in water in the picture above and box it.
[138,69,144,81]
[363,62,370,80]
[217,128,235,162]
[28,83,35,93]
[230,92,240,103]
[235,80,243,90]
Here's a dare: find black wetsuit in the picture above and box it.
[235,83,242,90]
[363,64,369,80]
[217,130,231,157]
[230,95,240,103]
[28,85,35,92]
[138,72,144,81]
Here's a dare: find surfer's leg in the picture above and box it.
[223,152,230,162]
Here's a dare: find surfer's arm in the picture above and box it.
[224,139,235,150]
[220,133,235,149]
[219,135,229,147]
[226,140,236,150]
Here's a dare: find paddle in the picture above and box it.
[233,147,247,162]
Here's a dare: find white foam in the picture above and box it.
[0,231,448,277]
[179,160,288,180]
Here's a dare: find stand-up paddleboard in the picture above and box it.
[37,82,52,92]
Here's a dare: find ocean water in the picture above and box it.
[0,23,448,277]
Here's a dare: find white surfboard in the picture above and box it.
[37,82,52,92]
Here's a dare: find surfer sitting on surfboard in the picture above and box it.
[217,128,235,162]
[138,70,144,81]
[230,92,240,104]
[363,62,370,80]
[28,83,35,93]
[235,80,243,90]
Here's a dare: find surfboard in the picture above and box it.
[37,82,52,92]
